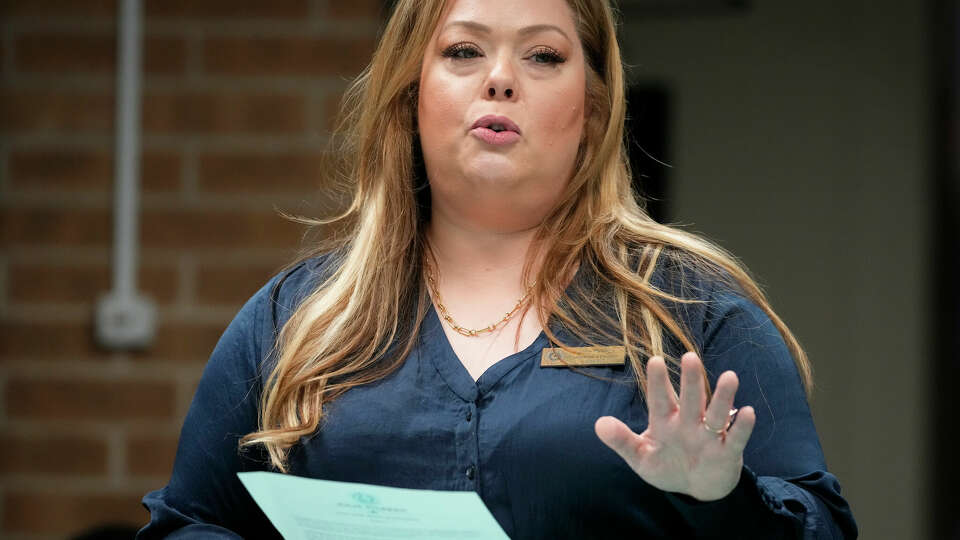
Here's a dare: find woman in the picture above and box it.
[139,0,858,537]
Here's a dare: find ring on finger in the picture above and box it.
[701,408,739,434]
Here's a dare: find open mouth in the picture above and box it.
[471,115,521,135]
[470,115,521,145]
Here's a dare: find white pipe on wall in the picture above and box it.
[113,0,142,300]
[95,0,156,349]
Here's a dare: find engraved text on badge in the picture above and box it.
[540,346,626,367]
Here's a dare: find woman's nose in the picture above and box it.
[484,55,518,101]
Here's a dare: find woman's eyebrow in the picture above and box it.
[441,20,571,43]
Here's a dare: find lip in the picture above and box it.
[471,127,521,146]
[470,114,521,135]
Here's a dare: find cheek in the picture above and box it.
[542,83,585,145]
[418,71,467,139]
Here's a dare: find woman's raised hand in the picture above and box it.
[594,352,756,502]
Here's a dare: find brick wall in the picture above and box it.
[0,1,379,537]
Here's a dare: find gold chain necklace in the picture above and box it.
[424,260,535,337]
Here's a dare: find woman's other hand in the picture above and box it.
[594,352,756,502]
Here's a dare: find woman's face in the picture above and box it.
[417,0,587,232]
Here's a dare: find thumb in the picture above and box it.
[594,416,639,458]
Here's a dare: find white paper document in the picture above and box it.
[238,471,510,539]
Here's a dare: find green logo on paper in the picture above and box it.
[351,491,378,505]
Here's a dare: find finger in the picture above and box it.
[594,416,643,460]
[723,406,756,454]
[703,370,739,432]
[645,356,678,420]
[678,352,707,424]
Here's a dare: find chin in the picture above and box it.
[466,172,525,189]
[463,160,524,186]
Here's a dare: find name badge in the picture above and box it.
[540,346,626,367]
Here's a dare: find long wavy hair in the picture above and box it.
[240,0,813,472]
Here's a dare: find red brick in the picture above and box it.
[197,151,325,193]
[141,152,183,191]
[9,149,180,192]
[326,0,383,20]
[3,491,145,534]
[0,320,228,361]
[0,433,108,475]
[145,37,188,74]
[10,149,111,190]
[140,323,229,360]
[0,90,114,133]
[142,92,306,134]
[15,34,114,72]
[144,0,309,18]
[195,264,279,304]
[0,0,116,17]
[6,378,176,420]
[127,434,178,476]
[8,263,178,304]
[15,34,186,74]
[0,207,111,247]
[140,208,304,248]
[0,321,98,359]
[203,36,375,77]
[0,207,312,249]
[2,0,313,22]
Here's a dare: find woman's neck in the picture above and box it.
[425,211,542,287]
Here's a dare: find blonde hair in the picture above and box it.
[240,0,812,472]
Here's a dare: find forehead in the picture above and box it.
[436,0,578,38]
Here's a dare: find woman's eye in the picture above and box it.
[442,43,482,60]
[530,48,566,65]
[440,43,566,66]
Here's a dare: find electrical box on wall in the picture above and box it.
[95,292,157,350]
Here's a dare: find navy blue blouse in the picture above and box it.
[138,254,858,539]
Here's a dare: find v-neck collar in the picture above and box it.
[419,260,589,401]
[421,303,548,400]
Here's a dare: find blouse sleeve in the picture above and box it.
[135,267,303,539]
[662,290,859,539]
